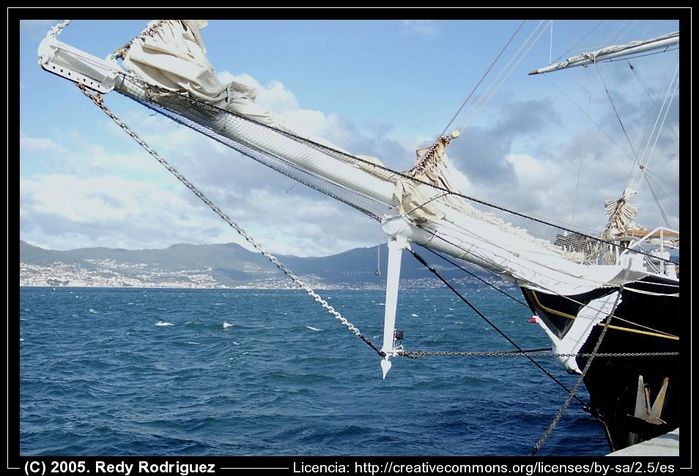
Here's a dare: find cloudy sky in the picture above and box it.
[19,17,680,256]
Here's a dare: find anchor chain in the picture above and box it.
[532,283,625,455]
[398,350,679,359]
[78,85,383,356]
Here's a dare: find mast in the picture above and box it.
[528,31,678,75]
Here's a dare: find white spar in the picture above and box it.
[529,31,678,75]
[378,216,413,379]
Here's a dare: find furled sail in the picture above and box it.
[121,20,276,126]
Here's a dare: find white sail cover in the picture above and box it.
[123,20,275,125]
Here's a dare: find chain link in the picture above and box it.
[78,85,383,356]
[398,350,679,359]
[47,20,72,38]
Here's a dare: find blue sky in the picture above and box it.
[19,18,680,256]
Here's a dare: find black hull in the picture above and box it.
[521,274,679,452]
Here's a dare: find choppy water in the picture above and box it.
[19,287,608,455]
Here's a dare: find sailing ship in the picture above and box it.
[37,20,680,453]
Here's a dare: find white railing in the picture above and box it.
[619,227,679,277]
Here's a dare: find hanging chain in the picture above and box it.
[398,350,678,359]
[77,84,383,356]
[531,283,625,455]
[50,20,72,37]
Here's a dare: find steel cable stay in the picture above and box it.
[438,19,526,138]
[552,22,603,63]
[422,247,531,308]
[467,20,552,122]
[597,64,641,164]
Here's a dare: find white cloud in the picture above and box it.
[20,131,68,155]
[20,174,235,250]
[20,128,168,182]
[216,71,340,143]
[401,20,439,37]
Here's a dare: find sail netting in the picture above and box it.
[108,20,677,292]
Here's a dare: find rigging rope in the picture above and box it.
[628,62,680,144]
[645,169,680,211]
[407,248,586,406]
[45,19,71,38]
[634,65,679,195]
[77,84,384,358]
[596,64,640,163]
[570,71,594,226]
[643,174,671,228]
[439,20,525,137]
[608,20,639,47]
[633,63,679,180]
[553,22,602,63]
[549,20,553,64]
[467,20,551,123]
[597,62,678,231]
[423,247,530,308]
[544,73,636,165]
[623,62,679,227]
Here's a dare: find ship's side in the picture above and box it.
[522,274,679,451]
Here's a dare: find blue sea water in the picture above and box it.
[19,286,609,456]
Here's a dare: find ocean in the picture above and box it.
[19,286,609,456]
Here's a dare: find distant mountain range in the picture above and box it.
[19,240,503,289]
